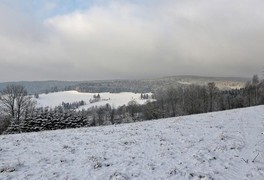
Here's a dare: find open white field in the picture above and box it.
[35,91,153,109]
[1,106,264,179]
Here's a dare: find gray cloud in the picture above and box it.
[0,0,264,82]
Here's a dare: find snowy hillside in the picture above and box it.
[1,106,264,179]
[35,91,153,109]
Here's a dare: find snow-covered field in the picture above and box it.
[1,106,264,180]
[35,91,153,109]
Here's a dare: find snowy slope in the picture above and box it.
[1,106,264,180]
[35,91,153,109]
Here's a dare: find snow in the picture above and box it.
[35,91,153,109]
[177,81,192,85]
[1,106,264,179]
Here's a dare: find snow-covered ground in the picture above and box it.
[35,91,153,109]
[1,106,264,180]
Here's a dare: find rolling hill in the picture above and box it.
[0,106,263,179]
[0,75,249,95]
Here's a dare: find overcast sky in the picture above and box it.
[0,0,263,82]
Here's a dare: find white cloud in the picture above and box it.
[0,0,264,81]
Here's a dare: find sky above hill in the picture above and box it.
[0,0,263,82]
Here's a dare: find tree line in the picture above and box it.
[0,75,263,134]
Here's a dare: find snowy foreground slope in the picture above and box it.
[1,106,264,180]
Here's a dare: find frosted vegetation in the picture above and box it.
[0,75,264,134]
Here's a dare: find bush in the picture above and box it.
[0,116,11,135]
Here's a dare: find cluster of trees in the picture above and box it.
[150,75,264,118]
[1,75,263,134]
[3,104,133,134]
[89,94,101,103]
[62,100,86,110]
[244,75,264,106]
[140,93,151,99]
[76,80,152,93]
[4,107,90,134]
[43,85,74,94]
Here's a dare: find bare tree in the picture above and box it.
[207,82,217,112]
[200,86,208,113]
[166,86,179,117]
[97,107,105,125]
[0,84,35,124]
[127,100,139,118]
[252,75,259,105]
[0,85,16,119]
